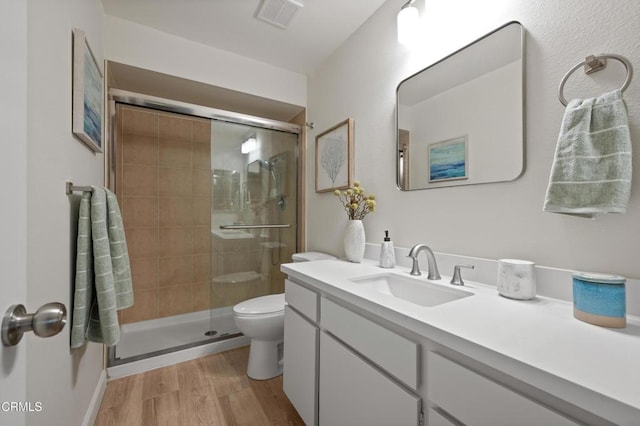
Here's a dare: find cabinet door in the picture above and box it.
[319,332,421,426]
[283,305,318,426]
[321,297,419,390]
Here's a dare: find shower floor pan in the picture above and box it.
[108,307,247,377]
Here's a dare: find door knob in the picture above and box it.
[2,302,67,346]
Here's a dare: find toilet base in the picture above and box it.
[247,339,283,380]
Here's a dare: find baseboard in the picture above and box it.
[82,369,107,426]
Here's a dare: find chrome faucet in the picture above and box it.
[407,244,441,280]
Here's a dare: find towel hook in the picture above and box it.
[558,53,633,106]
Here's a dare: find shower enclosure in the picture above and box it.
[107,91,299,367]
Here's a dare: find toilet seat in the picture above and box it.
[233,294,285,317]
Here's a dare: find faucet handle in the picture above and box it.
[408,255,422,276]
[450,264,474,286]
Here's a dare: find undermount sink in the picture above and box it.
[350,273,472,307]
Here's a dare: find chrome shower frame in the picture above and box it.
[105,89,302,367]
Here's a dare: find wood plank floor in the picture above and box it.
[95,346,304,426]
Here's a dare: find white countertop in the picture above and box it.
[282,258,640,424]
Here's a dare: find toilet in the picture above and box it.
[232,251,335,380]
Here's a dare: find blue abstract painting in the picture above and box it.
[83,48,103,148]
[429,136,468,182]
[73,29,103,153]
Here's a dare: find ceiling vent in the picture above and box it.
[256,0,303,29]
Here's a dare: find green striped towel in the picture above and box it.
[71,187,133,348]
[543,90,632,218]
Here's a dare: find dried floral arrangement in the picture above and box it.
[334,181,376,220]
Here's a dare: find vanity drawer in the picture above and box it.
[320,297,418,390]
[428,352,579,426]
[285,279,318,322]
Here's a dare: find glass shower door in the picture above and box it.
[208,120,298,336]
[108,92,301,369]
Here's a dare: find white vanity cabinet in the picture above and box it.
[427,352,580,426]
[284,279,422,426]
[282,260,638,425]
[283,280,319,426]
[284,278,575,426]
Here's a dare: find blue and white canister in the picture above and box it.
[572,272,626,328]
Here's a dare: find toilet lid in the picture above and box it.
[233,294,285,316]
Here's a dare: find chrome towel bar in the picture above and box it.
[65,181,92,194]
[220,224,291,230]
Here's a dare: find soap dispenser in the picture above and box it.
[379,230,395,268]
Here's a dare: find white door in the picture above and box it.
[0,1,28,425]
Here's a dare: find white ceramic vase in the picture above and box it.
[344,219,365,263]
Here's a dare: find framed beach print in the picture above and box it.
[315,118,354,193]
[428,136,468,183]
[72,29,103,153]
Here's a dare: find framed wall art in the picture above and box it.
[315,118,354,193]
[72,28,103,153]
[428,136,468,183]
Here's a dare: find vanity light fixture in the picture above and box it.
[397,0,419,46]
[241,137,257,154]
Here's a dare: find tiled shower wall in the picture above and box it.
[116,105,212,324]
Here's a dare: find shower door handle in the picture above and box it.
[219,224,291,229]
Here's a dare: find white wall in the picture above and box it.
[104,15,307,108]
[307,0,640,279]
[26,0,105,425]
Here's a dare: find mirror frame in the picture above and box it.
[396,21,525,191]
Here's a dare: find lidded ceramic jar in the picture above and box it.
[572,272,626,328]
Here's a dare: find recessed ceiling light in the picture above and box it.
[256,0,303,29]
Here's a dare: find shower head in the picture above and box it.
[257,159,280,193]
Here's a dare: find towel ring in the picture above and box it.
[558,54,633,106]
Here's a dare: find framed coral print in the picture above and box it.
[428,136,468,182]
[72,29,103,153]
[315,118,354,193]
